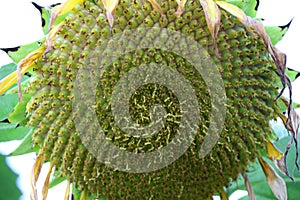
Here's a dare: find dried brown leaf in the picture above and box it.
[249,18,287,80]
[175,0,187,18]
[242,172,256,200]
[259,157,287,200]
[272,47,291,108]
[247,18,271,47]
[280,98,300,171]
[274,155,294,182]
[281,98,300,136]
[248,18,292,113]
[199,0,221,56]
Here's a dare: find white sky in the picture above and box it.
[0,1,299,200]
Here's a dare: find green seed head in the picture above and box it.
[26,0,280,199]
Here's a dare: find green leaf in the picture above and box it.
[0,123,32,142]
[49,169,67,188]
[0,94,18,121]
[55,12,71,26]
[42,7,51,34]
[286,68,299,82]
[265,26,288,45]
[72,184,82,200]
[72,184,105,200]
[0,154,22,200]
[8,41,41,63]
[8,94,31,125]
[10,128,38,156]
[223,0,257,17]
[0,63,17,80]
[50,176,66,188]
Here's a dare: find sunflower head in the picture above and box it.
[0,0,297,199]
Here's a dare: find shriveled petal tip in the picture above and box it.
[102,0,119,13]
[0,46,45,97]
[266,140,294,181]
[45,24,64,56]
[148,0,164,16]
[259,157,287,200]
[216,1,248,24]
[42,164,53,200]
[175,0,187,18]
[64,181,71,200]
[199,0,221,56]
[47,24,62,40]
[54,0,84,16]
[49,0,84,31]
[267,140,283,160]
[31,154,45,200]
[102,0,119,28]
[17,46,45,101]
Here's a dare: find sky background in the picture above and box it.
[0,0,299,199]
